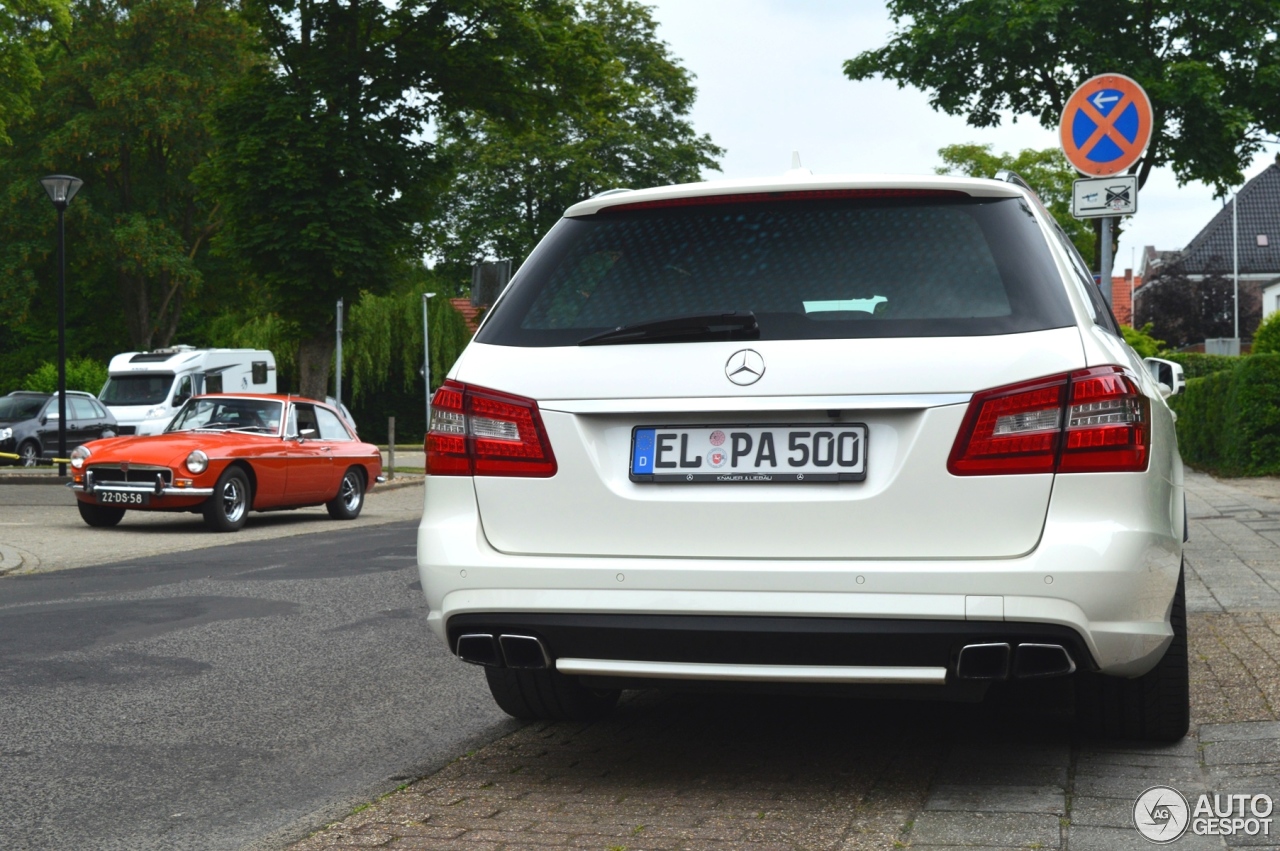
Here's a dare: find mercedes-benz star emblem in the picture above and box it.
[725,349,765,386]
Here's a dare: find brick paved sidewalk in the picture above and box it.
[289,471,1280,851]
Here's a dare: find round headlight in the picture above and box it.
[185,450,208,474]
[70,445,91,469]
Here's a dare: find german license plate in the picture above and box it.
[630,424,868,483]
[97,491,150,506]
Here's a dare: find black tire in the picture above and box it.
[77,500,125,528]
[202,467,250,532]
[326,468,364,520]
[484,666,620,722]
[18,440,39,468]
[1075,566,1190,741]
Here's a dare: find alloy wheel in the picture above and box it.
[340,473,361,511]
[223,478,246,523]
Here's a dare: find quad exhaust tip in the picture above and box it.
[956,642,1076,680]
[455,633,551,669]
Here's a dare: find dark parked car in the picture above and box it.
[0,391,119,466]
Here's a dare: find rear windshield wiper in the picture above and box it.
[578,311,759,346]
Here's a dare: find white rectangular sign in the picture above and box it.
[1072,175,1138,218]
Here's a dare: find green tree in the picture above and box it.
[935,143,1094,261]
[345,273,472,401]
[0,0,254,358]
[0,0,68,145]
[845,1,1280,196]
[200,0,610,401]
[432,0,722,267]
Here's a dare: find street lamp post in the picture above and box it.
[40,175,83,476]
[422,292,436,432]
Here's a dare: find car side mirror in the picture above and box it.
[44,412,58,422]
[1157,382,1173,399]
[300,428,318,439]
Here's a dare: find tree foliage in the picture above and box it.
[1133,266,1261,350]
[935,143,1095,261]
[1253,311,1280,356]
[1121,322,1165,358]
[346,278,472,401]
[846,1,1280,196]
[20,356,107,393]
[0,0,254,354]
[432,0,722,267]
[0,0,68,145]
[200,0,621,400]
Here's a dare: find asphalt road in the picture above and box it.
[0,521,515,851]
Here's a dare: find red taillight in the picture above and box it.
[603,188,967,212]
[425,380,557,477]
[1059,368,1149,473]
[948,366,1149,476]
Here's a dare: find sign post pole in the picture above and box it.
[335,298,343,405]
[1100,217,1115,309]
[1059,73,1153,316]
[422,292,436,433]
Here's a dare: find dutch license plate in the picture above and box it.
[630,424,868,483]
[97,491,150,506]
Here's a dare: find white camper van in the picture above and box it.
[99,346,277,435]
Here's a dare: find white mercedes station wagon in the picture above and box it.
[417,172,1188,741]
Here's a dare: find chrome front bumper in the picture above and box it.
[68,481,215,497]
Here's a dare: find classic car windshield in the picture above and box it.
[166,397,284,435]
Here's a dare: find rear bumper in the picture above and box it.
[418,474,1183,678]
[447,612,1094,688]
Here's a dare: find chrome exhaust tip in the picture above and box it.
[455,633,502,667]
[956,643,1011,680]
[1013,643,1076,678]
[499,634,551,669]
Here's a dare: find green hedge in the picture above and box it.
[1169,353,1280,476]
[1162,352,1240,379]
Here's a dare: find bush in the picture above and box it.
[1169,354,1280,476]
[20,358,109,395]
[1162,352,1240,379]
[1120,323,1165,358]
[1252,311,1280,355]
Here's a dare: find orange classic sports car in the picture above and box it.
[69,394,384,532]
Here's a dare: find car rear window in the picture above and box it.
[476,195,1076,346]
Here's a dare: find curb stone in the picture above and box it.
[0,543,36,575]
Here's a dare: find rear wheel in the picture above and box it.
[1075,566,1190,741]
[18,440,39,467]
[203,467,250,532]
[326,468,364,520]
[484,666,620,722]
[77,500,125,528]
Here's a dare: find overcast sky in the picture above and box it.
[646,0,1277,274]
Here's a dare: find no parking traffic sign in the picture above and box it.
[1059,73,1153,176]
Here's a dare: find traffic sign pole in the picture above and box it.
[1100,217,1115,310]
[1059,74,1153,312]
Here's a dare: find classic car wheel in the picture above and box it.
[77,500,125,528]
[203,467,250,532]
[18,440,39,467]
[326,468,364,520]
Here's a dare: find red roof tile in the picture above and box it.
[1110,271,1143,326]
[450,297,485,334]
